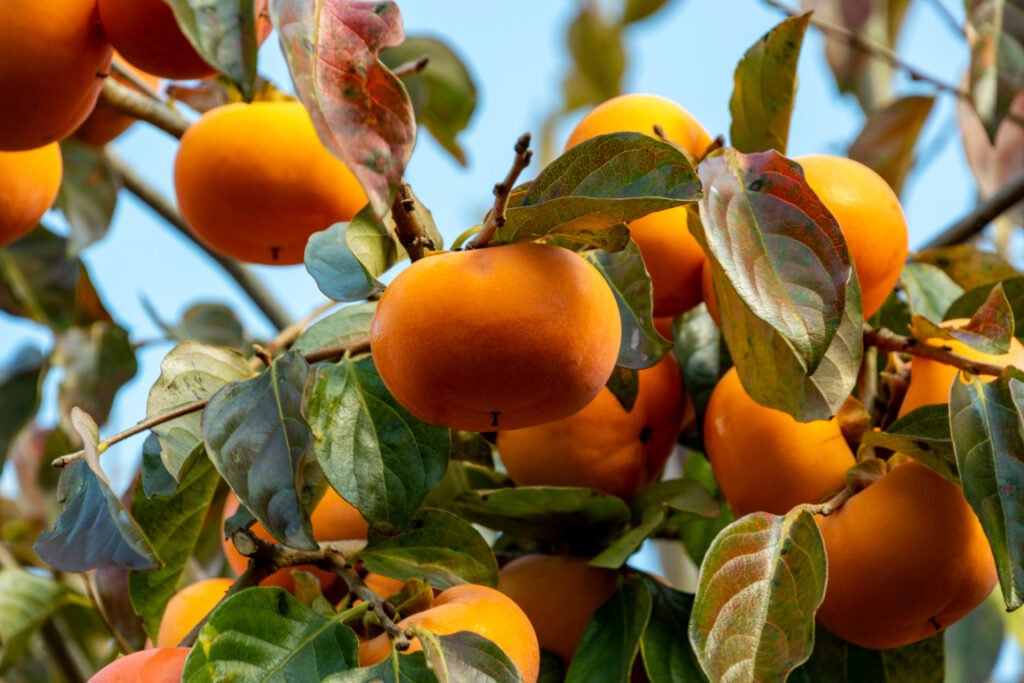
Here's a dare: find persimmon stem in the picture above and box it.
[805,487,853,516]
[467,132,533,249]
[391,184,433,261]
[334,562,412,649]
[98,77,189,139]
[391,56,430,79]
[919,168,1024,248]
[863,326,1009,376]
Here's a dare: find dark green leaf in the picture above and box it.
[730,12,810,155]
[306,206,401,303]
[915,245,1018,290]
[358,508,498,589]
[585,239,673,369]
[563,7,625,111]
[689,508,826,681]
[165,302,246,350]
[56,140,119,254]
[860,405,957,482]
[293,302,376,356]
[0,568,90,671]
[848,95,935,195]
[450,431,494,467]
[182,587,360,681]
[566,578,652,682]
[901,262,964,322]
[325,651,439,682]
[167,0,261,100]
[421,461,510,513]
[621,0,672,24]
[964,0,1024,141]
[672,304,731,436]
[872,290,913,336]
[54,322,137,430]
[0,347,44,469]
[140,434,178,499]
[203,351,319,550]
[640,578,703,683]
[797,624,945,682]
[605,366,640,412]
[944,595,1004,683]
[494,133,700,245]
[415,629,522,683]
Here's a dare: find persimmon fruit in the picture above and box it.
[0,145,63,247]
[90,647,190,682]
[155,577,233,648]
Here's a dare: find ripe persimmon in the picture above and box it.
[74,57,161,147]
[0,0,112,151]
[90,647,190,682]
[0,145,62,247]
[370,242,621,431]
[497,355,684,498]
[174,102,367,265]
[155,577,233,648]
[360,584,540,682]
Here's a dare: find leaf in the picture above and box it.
[182,587,360,681]
[357,508,498,589]
[294,302,376,355]
[0,225,111,331]
[415,629,522,683]
[168,74,298,113]
[860,405,958,482]
[689,508,827,682]
[948,276,1024,343]
[949,371,1024,609]
[0,347,44,469]
[964,0,1024,141]
[34,409,160,572]
[729,12,810,155]
[140,433,179,499]
[912,282,1015,354]
[203,351,320,550]
[56,140,120,254]
[454,487,631,543]
[306,356,449,533]
[129,455,221,640]
[0,568,89,671]
[585,239,673,369]
[639,578,703,683]
[696,149,862,421]
[167,0,263,99]
[494,132,701,245]
[915,245,1018,290]
[563,7,625,111]
[53,322,137,430]
[944,593,1004,683]
[169,302,246,349]
[306,205,402,303]
[147,341,253,480]
[621,0,672,24]
[273,0,415,216]
[605,366,640,412]
[325,651,438,682]
[958,88,1024,227]
[380,36,477,166]
[796,624,945,682]
[566,579,652,682]
[672,304,731,436]
[848,95,935,195]
[900,262,964,322]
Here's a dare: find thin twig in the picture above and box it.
[109,60,165,103]
[467,133,533,249]
[864,327,1009,376]
[391,184,433,261]
[40,620,85,683]
[333,561,411,649]
[919,169,1024,248]
[106,151,293,332]
[98,77,190,139]
[264,301,338,355]
[804,487,853,516]
[391,56,430,79]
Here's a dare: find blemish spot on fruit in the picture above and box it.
[639,427,653,444]
[929,616,941,631]
[490,411,501,428]
[271,246,281,260]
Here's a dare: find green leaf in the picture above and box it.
[325,651,438,682]
[689,508,827,682]
[621,0,672,24]
[422,461,510,513]
[563,7,625,111]
[639,578,703,683]
[358,508,498,589]
[306,356,449,533]
[584,239,673,369]
[56,140,120,254]
[273,0,414,216]
[129,454,221,640]
[293,302,376,356]
[167,0,261,100]
[182,587,360,681]
[0,568,90,671]
[949,371,1024,609]
[672,304,731,438]
[415,629,523,683]
[34,409,160,572]
[494,133,701,246]
[605,366,639,412]
[0,347,44,469]
[306,206,404,303]
[566,578,652,682]
[696,149,863,421]
[948,276,1024,344]
[381,36,477,166]
[796,624,944,682]
[964,0,1024,141]
[203,351,320,550]
[901,262,964,322]
[53,322,137,430]
[944,593,1004,683]
[729,12,810,155]
[167,302,246,350]
[860,405,957,482]
[454,487,631,543]
[147,341,253,480]
[915,245,1019,290]
[140,433,178,499]
[847,95,935,196]
[912,282,1015,355]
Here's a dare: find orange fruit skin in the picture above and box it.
[360,584,541,682]
[74,58,161,146]
[90,647,190,683]
[0,145,62,247]
[653,316,674,340]
[816,461,997,649]
[567,94,712,318]
[899,318,1024,417]
[370,243,622,432]
[0,0,112,151]
[795,155,908,319]
[174,102,367,265]
[221,488,368,592]
[497,355,684,499]
[498,555,617,666]
[703,368,855,516]
[155,577,233,648]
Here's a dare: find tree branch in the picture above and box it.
[919,169,1024,249]
[467,133,533,249]
[40,620,85,683]
[98,77,190,139]
[391,184,433,262]
[864,327,1009,376]
[106,151,293,332]
[264,301,338,355]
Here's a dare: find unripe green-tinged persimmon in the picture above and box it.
[497,355,684,499]
[360,584,541,682]
[155,577,233,648]
[899,318,1024,417]
[174,102,367,265]
[704,368,854,516]
[816,460,996,649]
[90,647,190,682]
[74,57,161,146]
[567,94,712,317]
[0,0,112,151]
[221,488,368,592]
[370,242,621,432]
[498,555,617,666]
[0,145,62,247]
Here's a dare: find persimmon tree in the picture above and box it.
[1,1,1024,682]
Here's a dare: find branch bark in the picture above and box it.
[919,169,1024,249]
[98,77,190,140]
[863,326,1009,376]
[468,133,533,249]
[391,184,433,262]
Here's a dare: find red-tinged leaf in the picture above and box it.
[272,0,416,217]
[915,244,1019,290]
[964,0,1024,142]
[688,508,827,683]
[959,89,1024,225]
[848,95,935,195]
[911,283,1014,355]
